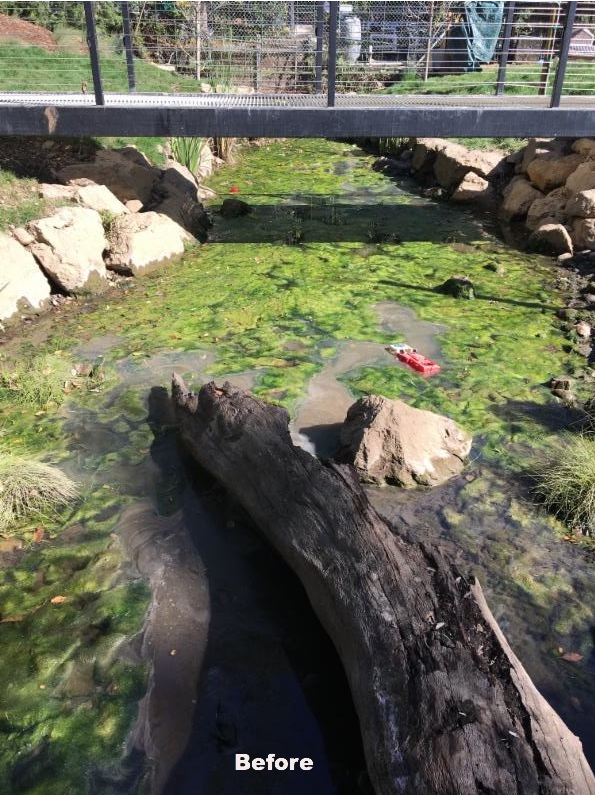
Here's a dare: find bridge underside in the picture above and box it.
[1,93,594,138]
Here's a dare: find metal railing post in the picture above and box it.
[327,1,338,107]
[550,1,577,108]
[495,1,515,96]
[121,1,136,92]
[84,1,104,105]
[315,1,324,94]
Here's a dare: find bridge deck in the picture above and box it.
[1,92,594,138]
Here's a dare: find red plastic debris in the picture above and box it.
[230,186,240,193]
[386,346,441,377]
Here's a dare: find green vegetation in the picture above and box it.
[0,170,52,230]
[170,136,208,174]
[385,62,595,97]
[0,449,79,533]
[534,434,595,536]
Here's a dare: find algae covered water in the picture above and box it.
[1,138,595,793]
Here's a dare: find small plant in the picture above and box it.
[533,434,595,535]
[285,222,304,246]
[367,220,401,244]
[170,136,208,174]
[0,449,79,533]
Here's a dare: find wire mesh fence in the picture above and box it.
[0,1,593,100]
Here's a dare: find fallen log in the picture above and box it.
[172,376,595,795]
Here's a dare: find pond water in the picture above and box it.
[1,138,595,794]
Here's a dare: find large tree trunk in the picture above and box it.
[172,376,595,795]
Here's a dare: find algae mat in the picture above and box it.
[0,138,592,793]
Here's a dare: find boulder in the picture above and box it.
[437,275,475,299]
[125,199,144,213]
[528,223,573,256]
[57,149,159,205]
[571,138,595,157]
[11,226,35,246]
[149,163,211,241]
[451,171,492,203]
[566,188,595,218]
[572,217,595,250]
[27,206,107,293]
[39,183,76,201]
[161,161,200,202]
[0,233,51,321]
[410,138,445,171]
[526,186,569,231]
[526,153,584,192]
[105,211,190,276]
[566,160,595,193]
[521,137,566,173]
[74,183,129,215]
[220,198,252,218]
[433,141,502,189]
[338,395,472,488]
[500,176,542,220]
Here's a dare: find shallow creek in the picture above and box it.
[2,139,595,793]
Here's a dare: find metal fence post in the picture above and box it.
[550,1,578,108]
[315,1,324,94]
[84,1,105,105]
[327,1,338,107]
[495,1,515,96]
[121,1,136,92]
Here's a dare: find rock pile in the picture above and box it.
[1,145,212,324]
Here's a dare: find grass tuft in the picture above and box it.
[0,451,79,532]
[533,434,595,535]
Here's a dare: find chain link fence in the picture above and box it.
[0,1,594,98]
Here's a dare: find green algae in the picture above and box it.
[0,137,591,792]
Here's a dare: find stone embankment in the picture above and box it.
[385,136,595,262]
[1,145,212,324]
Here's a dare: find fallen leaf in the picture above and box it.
[32,527,45,544]
[561,652,583,663]
[50,595,68,605]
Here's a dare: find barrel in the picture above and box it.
[340,14,361,63]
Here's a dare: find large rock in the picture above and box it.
[571,217,595,250]
[74,183,129,215]
[566,188,595,218]
[338,395,472,488]
[526,186,569,231]
[451,171,492,204]
[27,206,107,293]
[57,149,159,205]
[433,141,503,189]
[566,160,595,193]
[571,138,595,157]
[520,137,566,173]
[0,233,51,321]
[526,153,584,192]
[410,137,445,171]
[500,176,542,220]
[528,223,573,256]
[150,163,210,241]
[105,211,190,276]
[220,198,252,218]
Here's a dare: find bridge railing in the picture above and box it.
[0,1,593,106]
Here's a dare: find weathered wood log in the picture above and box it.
[172,376,595,795]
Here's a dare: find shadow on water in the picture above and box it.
[490,398,587,434]
[211,199,484,245]
[145,388,367,795]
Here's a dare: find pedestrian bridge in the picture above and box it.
[0,1,594,139]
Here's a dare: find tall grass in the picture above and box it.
[170,136,208,174]
[533,434,595,535]
[0,450,79,533]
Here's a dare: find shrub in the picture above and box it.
[0,451,79,533]
[533,434,595,535]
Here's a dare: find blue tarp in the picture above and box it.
[449,1,505,71]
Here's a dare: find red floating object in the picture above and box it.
[230,186,240,193]
[386,345,441,377]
